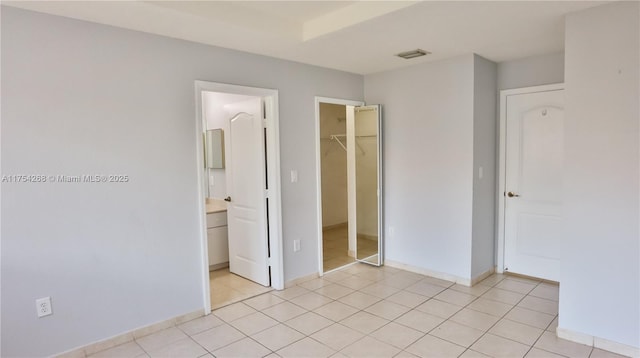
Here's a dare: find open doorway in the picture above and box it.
[315,97,364,274]
[195,81,284,313]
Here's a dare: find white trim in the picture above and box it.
[496,83,564,274]
[195,81,284,315]
[314,97,364,276]
[385,260,471,286]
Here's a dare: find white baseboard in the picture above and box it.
[557,327,640,357]
[55,309,204,358]
[471,267,496,286]
[385,260,469,286]
[284,272,319,288]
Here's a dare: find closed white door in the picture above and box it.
[225,98,270,286]
[504,89,564,282]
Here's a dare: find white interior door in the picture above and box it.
[225,98,270,286]
[504,89,564,282]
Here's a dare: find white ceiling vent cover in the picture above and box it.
[396,49,431,59]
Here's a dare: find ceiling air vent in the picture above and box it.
[396,49,430,59]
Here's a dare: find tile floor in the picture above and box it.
[91,264,628,358]
[210,268,272,310]
[322,225,379,272]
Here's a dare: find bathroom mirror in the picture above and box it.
[206,129,225,169]
[347,105,383,266]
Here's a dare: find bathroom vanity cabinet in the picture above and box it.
[207,211,229,270]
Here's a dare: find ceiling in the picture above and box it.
[5,1,607,75]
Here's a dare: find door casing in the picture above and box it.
[195,81,284,314]
[497,83,564,275]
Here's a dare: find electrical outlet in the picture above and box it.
[36,297,52,318]
[293,239,301,252]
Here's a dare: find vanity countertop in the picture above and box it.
[206,198,228,214]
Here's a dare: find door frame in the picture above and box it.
[496,83,564,274]
[195,81,284,314]
[314,97,364,276]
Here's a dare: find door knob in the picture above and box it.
[507,192,520,198]
[224,196,232,202]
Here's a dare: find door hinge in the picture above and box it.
[262,118,267,128]
[264,189,270,198]
[267,257,273,267]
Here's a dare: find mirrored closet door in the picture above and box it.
[347,105,383,266]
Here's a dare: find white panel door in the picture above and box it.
[504,89,564,282]
[225,99,270,286]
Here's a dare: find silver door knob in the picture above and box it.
[224,196,232,202]
[507,192,520,198]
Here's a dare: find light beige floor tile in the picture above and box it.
[529,284,559,302]
[355,270,389,282]
[340,336,401,358]
[290,292,334,310]
[482,287,526,305]
[420,276,455,288]
[89,342,145,358]
[340,311,389,334]
[229,312,279,336]
[146,338,206,358]
[264,354,281,358]
[505,307,555,329]
[467,297,513,317]
[285,312,334,335]
[360,283,401,299]
[136,327,188,352]
[458,349,492,357]
[415,299,463,319]
[525,347,566,358]
[450,308,500,331]
[276,337,335,358]
[323,271,353,283]
[212,337,271,358]
[478,274,507,287]
[405,334,466,357]
[385,291,429,308]
[534,331,592,358]
[315,283,355,300]
[213,302,257,322]
[470,333,530,358]
[262,301,308,322]
[434,289,477,306]
[178,314,225,336]
[369,322,424,350]
[547,316,558,332]
[449,284,492,297]
[395,310,445,333]
[329,353,349,358]
[518,296,559,315]
[191,324,245,352]
[505,275,541,285]
[590,348,629,358]
[405,281,447,297]
[313,301,359,322]
[337,276,376,290]
[429,321,484,347]
[496,279,537,294]
[271,286,310,300]
[365,300,412,320]
[378,276,421,290]
[251,324,305,351]
[338,291,381,309]
[394,351,420,358]
[311,323,365,351]
[489,318,544,346]
[243,293,285,311]
[299,278,332,291]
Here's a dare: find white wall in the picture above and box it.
[560,0,639,350]
[497,52,564,90]
[0,7,362,356]
[471,55,497,278]
[365,55,476,279]
[319,103,348,227]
